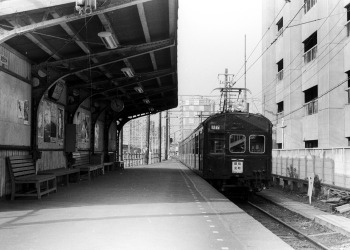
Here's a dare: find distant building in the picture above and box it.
[262,0,350,149]
[170,95,218,143]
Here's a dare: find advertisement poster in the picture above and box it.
[50,103,57,142]
[23,100,29,125]
[37,102,43,138]
[17,100,24,119]
[43,101,51,142]
[81,113,90,143]
[94,123,99,149]
[58,108,64,140]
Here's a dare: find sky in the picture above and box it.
[177,0,263,112]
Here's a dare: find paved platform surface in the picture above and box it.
[259,189,350,237]
[0,160,293,250]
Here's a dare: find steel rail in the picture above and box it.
[247,201,331,250]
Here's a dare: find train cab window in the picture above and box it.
[229,134,246,153]
[209,133,225,154]
[249,135,265,153]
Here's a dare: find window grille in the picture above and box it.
[304,99,318,115]
[304,0,317,14]
[303,45,317,64]
[277,69,284,81]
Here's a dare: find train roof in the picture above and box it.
[181,111,272,142]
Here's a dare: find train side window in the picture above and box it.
[209,133,225,154]
[229,134,246,153]
[249,135,265,153]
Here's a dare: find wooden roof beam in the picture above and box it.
[0,0,153,44]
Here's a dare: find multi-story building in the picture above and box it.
[262,0,350,149]
[170,95,218,143]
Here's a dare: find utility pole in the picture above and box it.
[158,112,162,162]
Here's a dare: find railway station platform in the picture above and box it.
[0,160,293,250]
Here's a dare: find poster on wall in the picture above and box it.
[58,108,64,140]
[81,113,90,143]
[37,102,43,138]
[23,100,29,125]
[17,100,24,119]
[94,123,99,149]
[43,101,51,142]
[50,103,57,142]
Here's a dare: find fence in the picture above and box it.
[272,148,350,189]
[123,153,160,167]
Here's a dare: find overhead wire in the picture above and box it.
[232,2,288,81]
[262,4,347,109]
[251,0,345,102]
[233,2,306,86]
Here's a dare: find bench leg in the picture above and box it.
[66,175,69,187]
[76,172,80,183]
[11,183,16,201]
[36,182,41,200]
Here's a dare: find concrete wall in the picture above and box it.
[273,148,350,188]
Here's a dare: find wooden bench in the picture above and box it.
[101,153,116,172]
[38,168,80,186]
[7,155,57,200]
[72,152,103,181]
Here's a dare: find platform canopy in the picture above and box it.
[0,0,178,126]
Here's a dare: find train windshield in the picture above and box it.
[229,134,246,153]
[249,135,265,153]
[209,133,225,154]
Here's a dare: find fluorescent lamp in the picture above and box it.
[121,67,134,77]
[98,31,118,49]
[134,86,143,93]
[143,98,150,104]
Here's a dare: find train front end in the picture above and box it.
[203,113,273,192]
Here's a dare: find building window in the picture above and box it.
[304,85,318,115]
[348,137,350,146]
[305,140,318,148]
[277,143,282,149]
[347,71,350,104]
[346,4,350,37]
[303,32,317,64]
[277,101,284,113]
[304,0,317,14]
[277,59,284,81]
[276,17,283,36]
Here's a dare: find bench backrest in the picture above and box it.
[72,152,90,167]
[7,155,36,180]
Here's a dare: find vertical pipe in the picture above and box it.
[159,112,162,162]
[244,35,247,111]
[146,114,151,164]
[165,110,169,160]
[120,128,123,161]
[128,121,131,153]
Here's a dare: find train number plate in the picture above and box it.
[232,161,243,173]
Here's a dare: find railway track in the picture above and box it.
[228,194,350,250]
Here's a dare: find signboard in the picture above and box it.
[232,159,244,173]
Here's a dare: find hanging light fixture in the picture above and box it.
[98,31,118,49]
